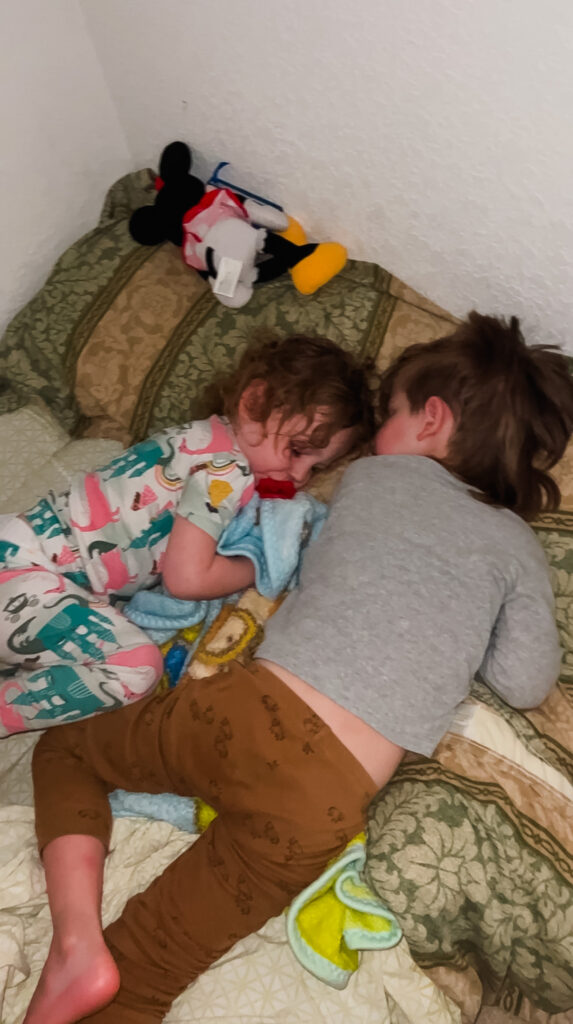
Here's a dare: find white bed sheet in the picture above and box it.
[0,732,460,1024]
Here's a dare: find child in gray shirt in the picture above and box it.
[260,312,572,762]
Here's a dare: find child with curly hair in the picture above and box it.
[0,333,373,736]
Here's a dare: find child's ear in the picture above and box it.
[417,396,455,443]
[238,379,268,424]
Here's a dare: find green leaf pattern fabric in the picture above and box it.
[366,511,573,1014]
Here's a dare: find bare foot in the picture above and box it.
[23,932,120,1024]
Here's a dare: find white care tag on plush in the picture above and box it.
[213,257,243,298]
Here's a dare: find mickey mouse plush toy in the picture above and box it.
[129,141,347,308]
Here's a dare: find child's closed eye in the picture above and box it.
[289,441,308,459]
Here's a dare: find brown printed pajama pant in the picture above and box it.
[32,660,376,1022]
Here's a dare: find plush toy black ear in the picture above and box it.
[129,205,169,245]
[129,141,206,247]
[159,140,193,180]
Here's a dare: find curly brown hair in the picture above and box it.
[202,332,376,452]
[378,312,573,520]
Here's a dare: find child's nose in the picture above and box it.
[290,459,313,488]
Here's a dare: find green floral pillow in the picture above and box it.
[0,169,459,447]
[365,510,573,1014]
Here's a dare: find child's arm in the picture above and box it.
[478,556,562,708]
[162,514,255,600]
[162,455,256,600]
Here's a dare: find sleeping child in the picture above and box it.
[0,333,373,735]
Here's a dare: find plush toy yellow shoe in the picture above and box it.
[290,241,347,295]
[279,216,308,246]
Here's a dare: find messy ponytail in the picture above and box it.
[378,312,573,520]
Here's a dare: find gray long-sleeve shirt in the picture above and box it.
[258,455,561,755]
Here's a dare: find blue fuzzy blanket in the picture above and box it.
[125,490,327,645]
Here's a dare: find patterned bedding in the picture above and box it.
[0,170,459,446]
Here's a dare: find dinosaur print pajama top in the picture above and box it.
[0,416,254,736]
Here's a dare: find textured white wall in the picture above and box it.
[81,0,573,351]
[0,0,132,334]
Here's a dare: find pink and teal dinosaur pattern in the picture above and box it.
[0,416,254,735]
